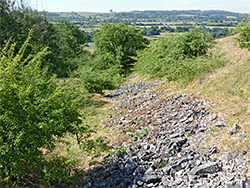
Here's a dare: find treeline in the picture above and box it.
[115,10,243,22]
[141,25,235,39]
[84,25,234,42]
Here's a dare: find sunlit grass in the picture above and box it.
[168,35,250,152]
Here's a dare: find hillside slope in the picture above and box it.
[182,35,250,152]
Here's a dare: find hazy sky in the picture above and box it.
[28,0,250,13]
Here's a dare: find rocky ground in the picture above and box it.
[83,81,250,188]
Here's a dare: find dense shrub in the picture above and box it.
[236,16,250,51]
[166,56,227,85]
[75,52,122,94]
[0,37,83,185]
[135,29,221,84]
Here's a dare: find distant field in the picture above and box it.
[44,10,241,41]
[80,27,97,32]
[226,16,238,19]
[178,14,196,17]
[85,42,95,53]
[145,32,166,41]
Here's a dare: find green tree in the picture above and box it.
[0,0,87,78]
[0,37,82,185]
[48,21,87,77]
[236,15,250,51]
[0,0,52,50]
[93,23,149,73]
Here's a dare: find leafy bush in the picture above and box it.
[180,28,213,58]
[236,15,250,51]
[75,52,122,94]
[135,29,219,84]
[0,37,83,186]
[167,56,227,85]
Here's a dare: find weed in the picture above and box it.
[81,136,109,154]
[208,127,217,136]
[110,147,128,157]
[155,161,168,168]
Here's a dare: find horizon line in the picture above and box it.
[39,9,249,14]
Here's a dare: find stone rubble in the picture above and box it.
[104,80,159,101]
[84,81,250,188]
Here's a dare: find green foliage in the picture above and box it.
[135,29,224,85]
[0,0,47,49]
[168,56,227,85]
[41,155,76,186]
[48,21,87,77]
[181,28,213,58]
[127,127,149,143]
[93,23,150,72]
[0,0,87,78]
[143,26,161,36]
[0,37,83,185]
[109,147,128,157]
[236,16,250,51]
[81,136,109,154]
[75,52,122,94]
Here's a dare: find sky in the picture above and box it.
[28,0,250,13]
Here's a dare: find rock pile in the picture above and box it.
[104,80,159,101]
[84,81,250,188]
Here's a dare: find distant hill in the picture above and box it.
[42,10,245,23]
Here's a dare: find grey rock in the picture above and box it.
[214,120,227,127]
[228,124,241,135]
[226,179,246,188]
[163,165,172,175]
[235,158,246,166]
[218,154,228,162]
[125,160,137,175]
[122,119,132,124]
[239,132,247,139]
[142,174,161,184]
[163,157,192,174]
[146,183,155,187]
[130,185,138,188]
[190,161,220,176]
[140,151,154,161]
[87,85,250,188]
[136,180,144,186]
[161,176,169,186]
